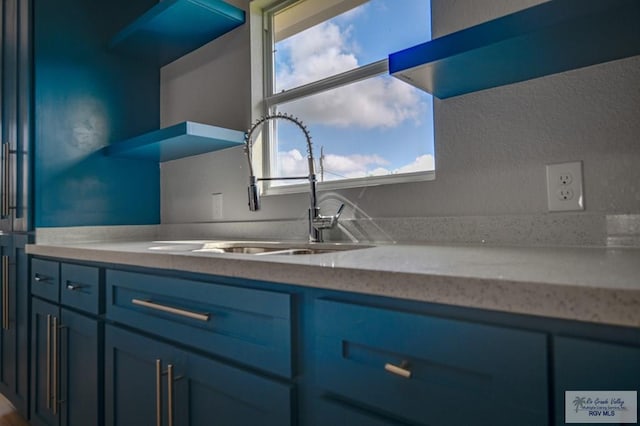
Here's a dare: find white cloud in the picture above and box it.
[324,153,388,173]
[277,22,358,89]
[277,148,308,176]
[395,154,435,173]
[277,150,433,181]
[276,21,427,129]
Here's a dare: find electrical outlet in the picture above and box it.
[211,193,223,219]
[546,161,584,211]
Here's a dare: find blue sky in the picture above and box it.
[273,0,434,182]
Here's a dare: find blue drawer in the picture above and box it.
[315,299,549,426]
[61,263,102,315]
[31,258,60,302]
[106,270,293,378]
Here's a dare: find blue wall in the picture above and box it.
[34,0,160,227]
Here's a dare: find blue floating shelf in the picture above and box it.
[106,121,245,162]
[110,0,245,66]
[389,0,640,99]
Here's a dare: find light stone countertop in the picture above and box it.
[26,240,640,328]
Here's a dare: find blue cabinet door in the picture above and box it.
[0,0,18,233]
[106,324,293,426]
[30,298,59,426]
[0,236,17,406]
[1,0,31,233]
[105,324,175,426]
[177,346,292,426]
[0,234,29,417]
[554,336,640,425]
[59,308,101,426]
[31,298,100,426]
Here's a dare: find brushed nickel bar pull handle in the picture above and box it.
[34,274,51,283]
[156,359,162,426]
[46,314,51,410]
[2,143,9,217]
[2,256,8,330]
[167,364,174,426]
[384,362,412,379]
[65,281,85,291]
[132,299,210,322]
[52,316,58,416]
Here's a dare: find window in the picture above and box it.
[262,0,434,190]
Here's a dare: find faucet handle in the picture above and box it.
[312,203,345,230]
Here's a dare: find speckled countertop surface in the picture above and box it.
[26,240,640,328]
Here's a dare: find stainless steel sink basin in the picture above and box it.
[148,241,373,256]
[193,241,373,256]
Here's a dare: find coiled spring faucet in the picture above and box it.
[244,113,344,243]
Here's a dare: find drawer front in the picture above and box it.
[315,299,549,426]
[106,270,293,377]
[31,258,60,302]
[61,263,102,315]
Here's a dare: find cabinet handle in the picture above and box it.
[2,143,9,217]
[156,359,162,426]
[2,256,8,330]
[132,299,210,322]
[167,364,175,426]
[34,274,51,283]
[46,315,51,410]
[52,316,59,416]
[65,281,85,291]
[384,362,412,379]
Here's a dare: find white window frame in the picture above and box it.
[257,0,436,196]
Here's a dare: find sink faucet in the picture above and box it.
[244,113,344,243]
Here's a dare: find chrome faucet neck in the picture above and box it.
[244,113,342,243]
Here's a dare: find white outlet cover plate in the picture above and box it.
[546,161,584,211]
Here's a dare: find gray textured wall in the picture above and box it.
[160,0,640,229]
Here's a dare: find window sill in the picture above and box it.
[263,170,435,196]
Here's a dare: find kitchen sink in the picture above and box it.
[148,241,373,256]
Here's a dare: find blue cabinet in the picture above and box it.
[554,336,640,425]
[27,256,640,425]
[104,268,294,425]
[106,269,293,378]
[30,258,103,426]
[104,324,171,426]
[0,234,29,417]
[105,324,292,426]
[0,3,32,416]
[30,299,101,426]
[315,299,549,426]
[1,0,31,233]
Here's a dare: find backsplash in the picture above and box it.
[35,225,159,244]
[33,213,634,248]
[156,213,619,247]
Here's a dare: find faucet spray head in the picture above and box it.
[248,176,260,211]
